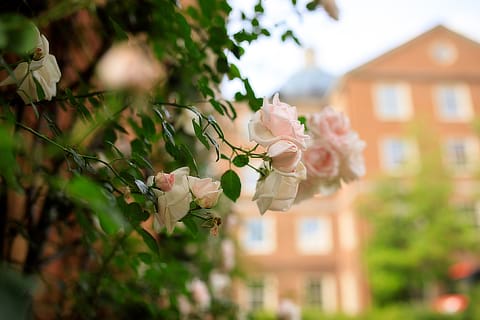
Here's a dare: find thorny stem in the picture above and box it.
[55,90,107,101]
[153,101,267,160]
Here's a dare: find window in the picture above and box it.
[242,217,275,254]
[247,280,265,311]
[297,217,332,254]
[381,138,418,172]
[444,138,478,172]
[435,85,473,121]
[305,279,323,307]
[374,83,412,120]
[244,277,278,311]
[430,42,457,65]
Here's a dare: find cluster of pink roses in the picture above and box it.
[146,167,222,233]
[298,106,366,202]
[249,94,365,214]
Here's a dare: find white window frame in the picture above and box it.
[444,137,479,173]
[242,217,276,254]
[373,83,413,121]
[243,276,278,311]
[304,278,323,307]
[296,216,332,254]
[380,137,419,173]
[434,84,473,122]
[303,274,337,313]
[246,279,265,311]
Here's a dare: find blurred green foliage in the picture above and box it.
[359,131,480,315]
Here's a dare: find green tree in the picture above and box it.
[361,144,479,307]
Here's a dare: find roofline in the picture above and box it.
[344,24,480,77]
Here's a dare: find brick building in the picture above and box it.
[233,25,480,316]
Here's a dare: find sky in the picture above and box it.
[222,0,480,98]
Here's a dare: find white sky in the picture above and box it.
[222,0,480,98]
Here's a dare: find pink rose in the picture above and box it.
[249,93,309,149]
[338,134,366,182]
[188,177,222,208]
[309,106,351,146]
[302,141,339,179]
[154,172,175,191]
[267,140,302,173]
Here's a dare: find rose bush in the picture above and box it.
[0,1,354,318]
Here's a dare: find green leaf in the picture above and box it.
[306,0,318,10]
[205,132,220,161]
[179,144,198,176]
[216,56,229,73]
[137,228,159,255]
[224,100,237,120]
[132,153,154,170]
[0,126,21,191]
[244,78,262,111]
[221,170,241,202]
[182,215,198,237]
[33,76,45,101]
[198,0,216,19]
[298,115,307,130]
[209,98,225,115]
[192,119,210,150]
[228,63,241,80]
[125,203,149,225]
[108,17,128,40]
[65,176,126,235]
[161,121,176,146]
[207,115,224,138]
[138,252,152,264]
[233,155,249,167]
[141,114,156,138]
[0,15,36,54]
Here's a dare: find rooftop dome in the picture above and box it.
[278,49,335,100]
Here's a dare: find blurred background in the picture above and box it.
[1,0,480,319]
[226,0,480,319]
